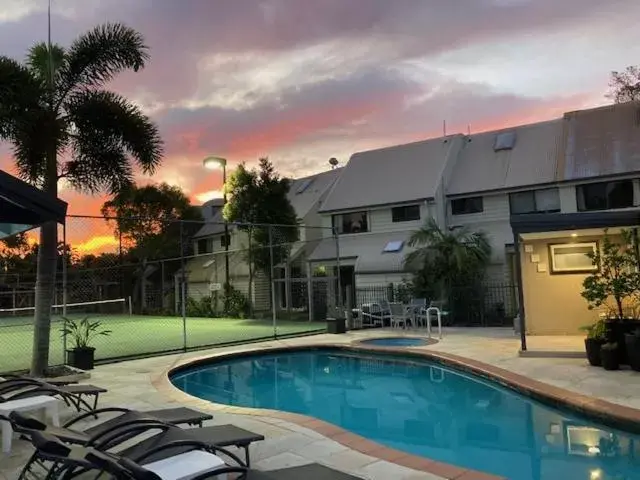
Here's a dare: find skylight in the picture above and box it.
[383,240,404,253]
[494,131,516,151]
[296,178,314,194]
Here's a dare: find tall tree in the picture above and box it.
[101,182,202,259]
[0,23,163,374]
[608,66,640,103]
[224,158,299,308]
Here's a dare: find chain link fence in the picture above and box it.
[0,215,340,373]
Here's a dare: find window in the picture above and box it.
[391,205,421,223]
[220,234,231,248]
[494,131,517,151]
[549,243,598,274]
[510,188,560,215]
[383,240,404,253]
[296,178,314,194]
[576,180,634,211]
[451,197,483,215]
[332,211,369,234]
[197,238,211,254]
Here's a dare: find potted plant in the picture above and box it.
[600,342,620,371]
[625,328,640,371]
[61,317,111,370]
[580,318,607,366]
[581,231,638,364]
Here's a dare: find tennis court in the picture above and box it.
[0,314,325,373]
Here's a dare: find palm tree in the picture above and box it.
[404,218,491,299]
[0,24,163,375]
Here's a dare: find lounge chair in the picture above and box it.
[0,378,107,412]
[25,431,364,479]
[10,407,263,466]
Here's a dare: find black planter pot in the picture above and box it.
[606,319,640,364]
[600,345,620,371]
[67,347,96,370]
[624,333,640,372]
[584,338,605,367]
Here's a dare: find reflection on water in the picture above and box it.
[171,351,640,480]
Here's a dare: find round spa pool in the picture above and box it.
[170,349,640,480]
[359,337,430,347]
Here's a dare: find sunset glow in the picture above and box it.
[1,1,639,254]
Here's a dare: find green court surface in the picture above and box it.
[0,315,325,373]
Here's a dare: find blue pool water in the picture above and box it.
[360,337,429,347]
[170,349,640,480]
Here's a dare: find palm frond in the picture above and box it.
[0,56,44,139]
[66,140,134,194]
[57,23,148,98]
[26,42,65,87]
[65,89,163,182]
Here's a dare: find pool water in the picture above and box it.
[360,337,429,347]
[170,350,640,480]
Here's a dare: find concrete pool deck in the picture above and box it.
[2,327,640,479]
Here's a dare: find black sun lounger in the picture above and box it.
[111,422,264,466]
[0,379,107,412]
[24,431,364,480]
[8,406,213,445]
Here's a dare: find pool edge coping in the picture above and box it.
[152,341,640,480]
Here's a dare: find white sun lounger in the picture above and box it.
[143,450,227,480]
[0,395,60,453]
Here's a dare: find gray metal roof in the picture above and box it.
[560,101,640,181]
[446,119,564,196]
[308,231,414,273]
[288,168,342,220]
[319,136,464,213]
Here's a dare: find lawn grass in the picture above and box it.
[0,315,325,373]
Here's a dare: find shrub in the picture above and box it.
[185,296,216,317]
[223,285,250,319]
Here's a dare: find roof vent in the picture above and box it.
[494,131,516,151]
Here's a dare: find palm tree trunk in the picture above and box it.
[30,149,58,375]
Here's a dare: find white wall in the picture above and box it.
[446,193,513,265]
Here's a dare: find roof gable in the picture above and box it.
[560,101,640,181]
[446,119,564,196]
[320,135,464,213]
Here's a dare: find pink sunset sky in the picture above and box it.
[1,0,640,223]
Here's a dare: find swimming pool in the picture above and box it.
[170,349,640,480]
[359,337,430,347]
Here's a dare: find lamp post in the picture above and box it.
[203,156,230,307]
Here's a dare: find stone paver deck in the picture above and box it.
[2,327,640,479]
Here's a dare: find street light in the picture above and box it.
[203,156,230,309]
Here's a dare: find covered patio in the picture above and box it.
[0,169,67,239]
[510,210,640,356]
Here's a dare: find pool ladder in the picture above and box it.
[423,306,442,339]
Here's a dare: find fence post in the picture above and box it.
[334,227,342,308]
[180,220,187,351]
[269,225,277,337]
[62,220,68,360]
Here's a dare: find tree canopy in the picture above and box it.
[224,158,299,279]
[0,23,163,374]
[608,66,640,103]
[101,182,202,259]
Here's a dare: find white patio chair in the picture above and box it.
[408,298,427,327]
[367,299,392,327]
[389,302,412,329]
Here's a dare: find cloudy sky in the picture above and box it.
[1,0,640,219]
